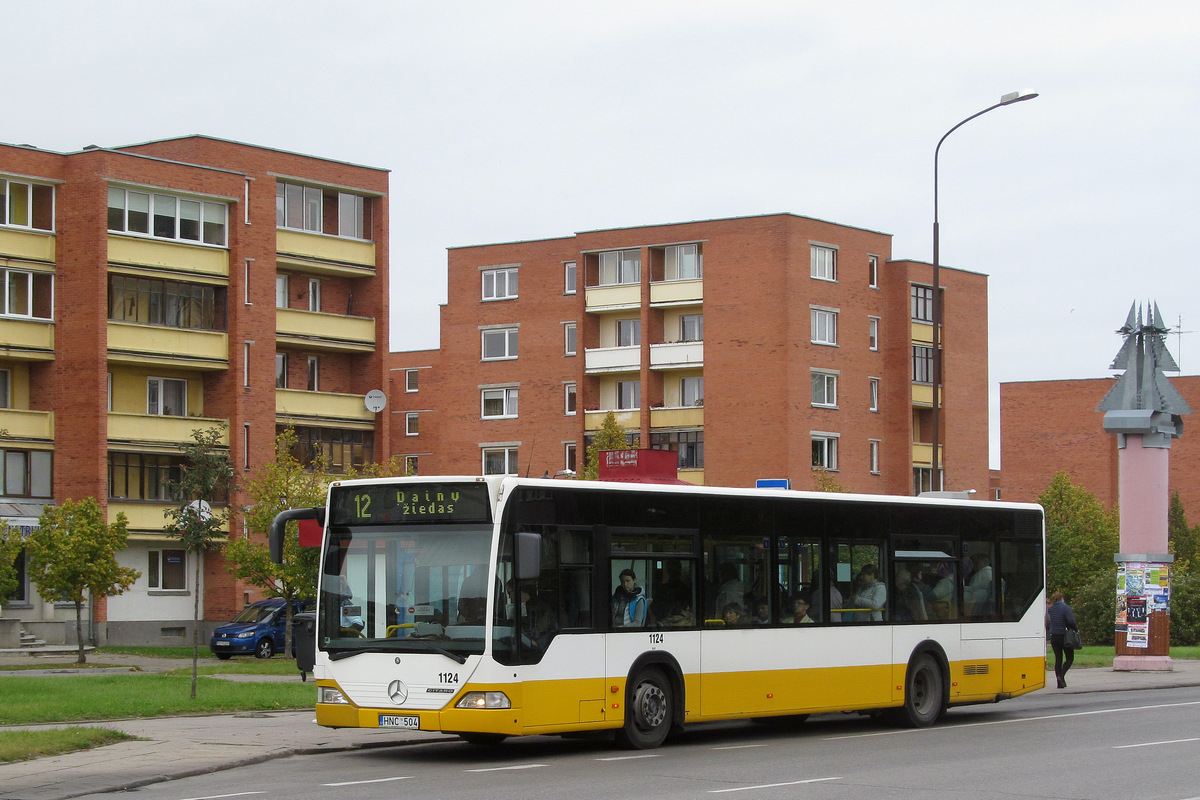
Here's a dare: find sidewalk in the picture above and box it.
[3,658,1200,800]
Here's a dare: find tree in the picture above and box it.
[165,426,236,697]
[581,411,635,480]
[0,521,24,606]
[25,498,139,663]
[1168,492,1200,577]
[1038,471,1120,602]
[812,468,847,493]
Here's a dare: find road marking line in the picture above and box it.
[1114,737,1200,749]
[178,793,265,800]
[465,764,547,772]
[597,754,663,761]
[713,743,769,750]
[322,776,412,786]
[709,776,841,793]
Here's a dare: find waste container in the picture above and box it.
[292,611,316,681]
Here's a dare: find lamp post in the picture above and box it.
[930,89,1038,492]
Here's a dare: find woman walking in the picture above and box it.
[1046,590,1079,688]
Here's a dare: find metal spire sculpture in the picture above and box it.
[1098,301,1192,433]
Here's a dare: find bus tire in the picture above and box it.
[616,667,673,749]
[900,653,945,728]
[458,733,507,745]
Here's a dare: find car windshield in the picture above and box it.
[230,605,278,624]
[319,524,494,658]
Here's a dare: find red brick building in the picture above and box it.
[1,136,390,645]
[999,376,1200,514]
[390,214,991,496]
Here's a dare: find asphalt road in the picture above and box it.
[69,685,1200,800]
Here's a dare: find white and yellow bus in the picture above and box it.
[270,475,1045,749]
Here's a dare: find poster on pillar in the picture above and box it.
[1116,561,1170,649]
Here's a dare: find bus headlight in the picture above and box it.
[455,691,512,709]
[319,687,349,704]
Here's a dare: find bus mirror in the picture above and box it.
[515,531,542,581]
[269,507,326,564]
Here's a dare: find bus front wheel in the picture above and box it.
[900,653,945,728]
[617,667,673,749]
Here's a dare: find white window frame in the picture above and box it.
[482,446,519,476]
[108,185,226,246]
[405,455,419,476]
[406,412,419,436]
[564,261,577,295]
[405,369,419,392]
[617,380,640,410]
[481,326,519,361]
[617,318,641,347]
[148,548,188,591]
[306,355,319,392]
[308,278,321,313]
[869,377,880,412]
[1,268,53,320]
[276,352,288,388]
[811,306,838,346]
[147,377,187,417]
[598,249,640,286]
[811,370,838,408]
[681,376,704,407]
[564,323,577,356]
[275,274,289,309]
[868,316,880,351]
[0,368,10,409]
[482,267,519,301]
[868,255,879,288]
[667,243,702,281]
[565,382,577,416]
[869,439,881,475]
[3,177,54,232]
[811,432,839,471]
[565,443,577,473]
[680,313,703,342]
[481,386,519,419]
[810,244,837,281]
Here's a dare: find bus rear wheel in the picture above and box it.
[617,667,673,749]
[900,653,945,728]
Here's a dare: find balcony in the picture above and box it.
[276,308,376,353]
[0,408,53,442]
[584,345,640,375]
[107,322,229,370]
[585,283,640,312]
[276,229,376,276]
[584,408,641,432]
[107,236,229,278]
[276,388,375,427]
[911,384,943,408]
[911,321,935,345]
[650,341,703,370]
[650,406,703,429]
[107,412,229,449]
[0,317,54,360]
[0,228,55,262]
[650,278,702,307]
[109,501,229,533]
[912,443,944,469]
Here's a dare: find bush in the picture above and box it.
[1072,569,1116,647]
[1170,572,1200,646]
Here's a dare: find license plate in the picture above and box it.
[215,641,230,646]
[379,715,420,729]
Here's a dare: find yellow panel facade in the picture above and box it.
[649,278,703,306]
[108,367,208,416]
[107,322,229,369]
[650,405,704,428]
[107,236,229,277]
[585,284,640,310]
[0,228,55,262]
[110,501,229,533]
[276,388,374,425]
[276,229,376,268]
[0,408,53,442]
[0,318,54,359]
[108,412,229,447]
[275,308,375,351]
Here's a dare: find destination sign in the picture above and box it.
[329,482,492,526]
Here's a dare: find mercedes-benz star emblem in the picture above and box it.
[388,680,408,705]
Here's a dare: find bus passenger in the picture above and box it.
[662,599,694,627]
[721,602,745,627]
[611,569,647,628]
[850,564,887,621]
[782,595,814,624]
[752,598,772,624]
[713,563,744,618]
[965,554,993,616]
[892,568,927,621]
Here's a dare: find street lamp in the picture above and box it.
[930,89,1037,492]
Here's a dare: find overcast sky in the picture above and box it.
[8,1,1198,467]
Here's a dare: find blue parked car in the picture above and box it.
[210,599,309,659]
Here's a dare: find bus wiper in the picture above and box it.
[327,646,388,661]
[405,639,467,664]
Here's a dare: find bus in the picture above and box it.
[270,475,1045,749]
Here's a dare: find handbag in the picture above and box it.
[1062,628,1082,650]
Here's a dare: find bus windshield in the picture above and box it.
[319,523,495,659]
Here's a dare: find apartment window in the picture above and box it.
[868,255,879,288]
[565,443,577,473]
[565,383,576,415]
[275,353,288,388]
[869,439,881,475]
[482,267,518,301]
[306,356,319,391]
[283,426,374,473]
[406,412,419,436]
[617,318,641,347]
[108,452,184,501]
[811,307,838,345]
[308,278,321,312]
[244,259,253,305]
[108,275,225,331]
[564,323,577,356]
[913,345,935,384]
[1,269,53,320]
[275,274,289,308]
[107,186,226,246]
[617,380,640,410]
[811,245,837,281]
[147,377,187,417]
[680,313,703,342]
[868,317,880,351]
[148,549,187,590]
[811,371,837,408]
[564,261,577,294]
[681,376,704,407]
[482,446,519,476]
[650,430,704,469]
[666,244,702,280]
[481,386,519,419]
[811,434,839,470]
[482,327,518,360]
[869,378,880,412]
[913,466,942,496]
[276,181,373,240]
[405,455,419,475]
[107,373,112,411]
[0,369,9,408]
[911,285,934,322]
[2,177,54,231]
[599,249,640,286]
[243,343,250,388]
[1,448,52,497]
[243,423,251,471]
[405,369,419,392]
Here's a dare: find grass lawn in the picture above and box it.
[1047,645,1200,670]
[0,728,134,763]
